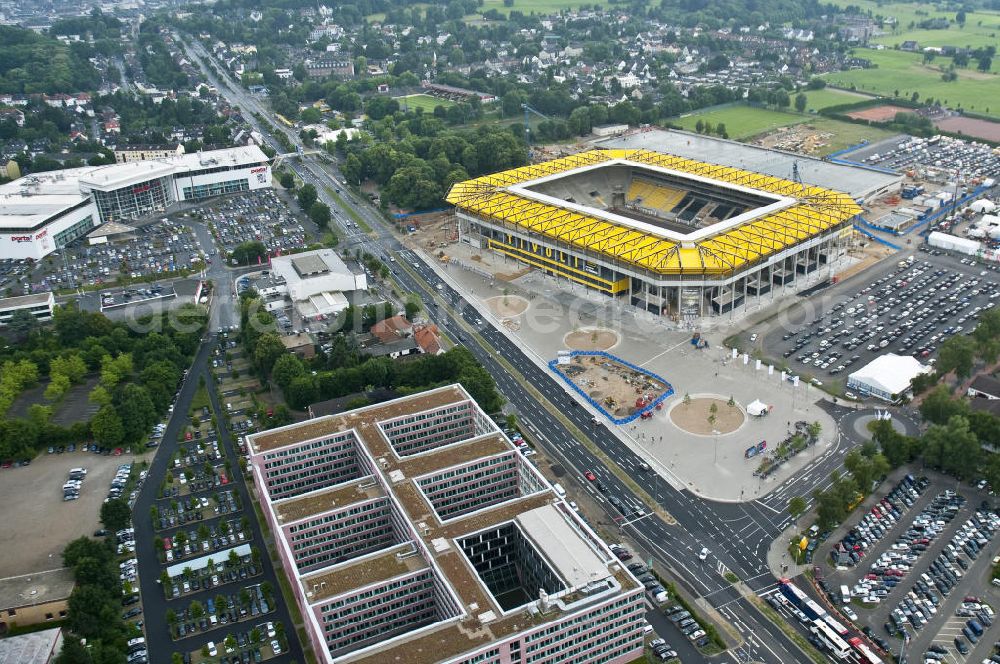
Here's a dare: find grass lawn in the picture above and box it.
[479,0,604,15]
[803,87,875,111]
[828,0,1000,52]
[394,93,455,112]
[671,105,899,155]
[673,106,805,139]
[804,117,900,155]
[822,48,1000,118]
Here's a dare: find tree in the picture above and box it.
[91,404,124,447]
[7,308,38,340]
[938,334,976,378]
[404,296,421,319]
[956,10,966,26]
[794,93,807,113]
[788,495,807,523]
[922,415,980,478]
[116,383,157,445]
[50,353,88,384]
[297,183,318,211]
[231,240,268,266]
[253,333,287,378]
[919,384,969,424]
[189,600,204,620]
[278,171,295,189]
[978,55,992,72]
[308,201,331,227]
[100,498,132,533]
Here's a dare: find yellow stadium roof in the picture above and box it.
[446,149,862,275]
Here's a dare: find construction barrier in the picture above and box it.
[547,350,674,425]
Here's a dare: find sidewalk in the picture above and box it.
[766,522,810,580]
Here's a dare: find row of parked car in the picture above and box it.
[665,604,708,646]
[831,475,928,568]
[858,490,962,605]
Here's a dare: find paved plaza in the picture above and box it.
[425,249,843,503]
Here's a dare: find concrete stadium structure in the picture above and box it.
[447,149,864,320]
[247,385,644,664]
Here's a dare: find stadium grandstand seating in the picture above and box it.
[627,179,686,214]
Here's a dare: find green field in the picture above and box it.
[822,48,1000,118]
[829,0,1000,51]
[395,94,456,112]
[674,106,805,139]
[796,117,900,154]
[369,0,595,21]
[802,88,875,111]
[478,0,604,15]
[673,105,898,155]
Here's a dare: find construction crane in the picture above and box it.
[522,103,549,161]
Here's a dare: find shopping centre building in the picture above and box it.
[0,146,270,260]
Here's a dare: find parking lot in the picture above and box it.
[204,189,310,259]
[852,135,1000,182]
[0,451,149,577]
[757,251,999,396]
[815,469,1000,664]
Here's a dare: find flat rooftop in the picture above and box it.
[0,292,54,309]
[0,146,269,229]
[0,628,62,664]
[516,503,609,588]
[598,128,901,200]
[0,567,75,609]
[273,480,385,524]
[249,385,638,664]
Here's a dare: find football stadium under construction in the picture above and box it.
[446,149,865,320]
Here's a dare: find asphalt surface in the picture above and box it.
[756,251,999,395]
[133,347,303,664]
[174,35,906,664]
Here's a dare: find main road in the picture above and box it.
[180,36,838,664]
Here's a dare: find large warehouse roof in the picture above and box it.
[849,353,929,397]
[447,149,862,276]
[598,129,901,200]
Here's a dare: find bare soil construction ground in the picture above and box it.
[563,327,620,351]
[847,105,911,122]
[0,452,147,577]
[560,354,669,418]
[934,115,1000,142]
[669,397,745,435]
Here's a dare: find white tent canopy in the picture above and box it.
[747,399,769,416]
[970,199,996,213]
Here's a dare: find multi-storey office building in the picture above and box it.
[247,385,645,664]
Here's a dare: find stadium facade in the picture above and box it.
[246,385,645,664]
[447,149,863,319]
[0,146,270,260]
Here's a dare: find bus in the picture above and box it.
[811,620,851,660]
[823,614,850,637]
[848,637,885,664]
[779,581,827,621]
[275,113,294,128]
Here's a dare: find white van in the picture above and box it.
[553,483,566,499]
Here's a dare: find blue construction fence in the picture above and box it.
[547,350,675,425]
[911,184,991,237]
[393,208,448,219]
[853,224,902,250]
[825,140,869,160]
